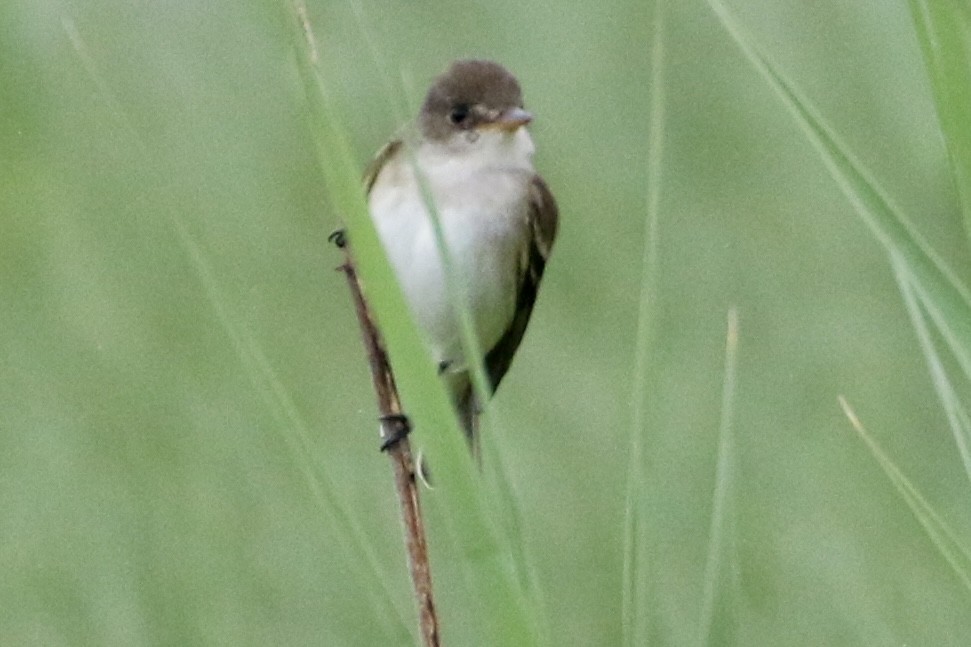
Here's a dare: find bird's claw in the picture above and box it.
[328,228,347,249]
[379,413,411,452]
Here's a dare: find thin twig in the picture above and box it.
[330,231,441,647]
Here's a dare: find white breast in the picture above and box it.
[368,128,535,371]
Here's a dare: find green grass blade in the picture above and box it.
[65,15,413,639]
[839,398,971,594]
[405,146,550,644]
[696,309,740,646]
[892,253,971,486]
[705,0,971,380]
[623,2,665,645]
[169,220,415,641]
[347,17,549,641]
[279,0,470,530]
[907,0,971,237]
[280,3,543,643]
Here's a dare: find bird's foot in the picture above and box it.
[328,228,347,249]
[379,413,411,452]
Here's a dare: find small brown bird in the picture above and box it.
[365,60,558,455]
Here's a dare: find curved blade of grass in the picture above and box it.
[623,2,665,644]
[839,397,971,594]
[341,10,548,622]
[907,0,971,236]
[892,252,971,486]
[705,0,971,381]
[64,14,414,641]
[281,0,475,534]
[405,131,549,646]
[171,219,416,641]
[352,17,549,641]
[281,2,543,643]
[696,308,740,646]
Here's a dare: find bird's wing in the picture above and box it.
[483,174,559,391]
[363,139,404,195]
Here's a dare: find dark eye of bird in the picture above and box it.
[448,104,470,125]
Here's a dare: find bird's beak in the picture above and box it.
[493,107,533,132]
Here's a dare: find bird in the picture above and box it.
[365,59,558,458]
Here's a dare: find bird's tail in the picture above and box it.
[456,386,482,465]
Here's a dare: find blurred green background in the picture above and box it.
[3,0,970,644]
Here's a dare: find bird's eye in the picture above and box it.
[449,104,470,125]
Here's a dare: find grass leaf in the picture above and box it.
[66,13,414,638]
[696,308,740,646]
[279,2,544,643]
[907,0,971,236]
[623,1,666,644]
[892,254,971,486]
[705,0,971,381]
[839,398,971,594]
